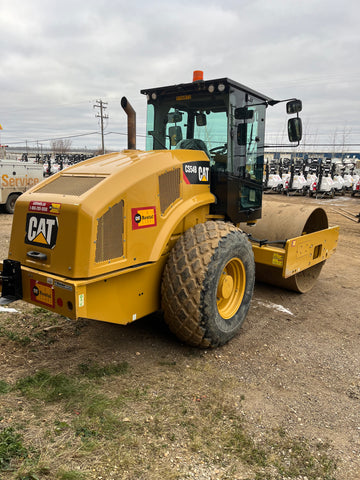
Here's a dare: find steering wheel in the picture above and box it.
[209,144,227,155]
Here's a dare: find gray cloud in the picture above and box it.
[1,0,359,152]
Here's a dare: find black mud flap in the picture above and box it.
[0,259,23,305]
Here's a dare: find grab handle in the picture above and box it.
[27,251,47,261]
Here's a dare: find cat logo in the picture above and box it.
[25,213,59,249]
[198,165,209,182]
[183,161,210,185]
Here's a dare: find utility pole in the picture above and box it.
[93,99,108,154]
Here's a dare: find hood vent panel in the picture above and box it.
[95,201,124,263]
[159,169,180,214]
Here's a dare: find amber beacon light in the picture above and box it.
[193,70,204,82]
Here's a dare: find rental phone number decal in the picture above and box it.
[29,201,61,214]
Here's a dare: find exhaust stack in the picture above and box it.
[121,96,136,150]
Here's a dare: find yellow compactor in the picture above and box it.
[0,73,339,347]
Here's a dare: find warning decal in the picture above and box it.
[131,206,157,230]
[25,213,59,249]
[183,161,210,185]
[272,253,284,266]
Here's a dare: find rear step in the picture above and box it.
[0,259,23,305]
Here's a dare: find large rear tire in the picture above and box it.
[161,221,255,348]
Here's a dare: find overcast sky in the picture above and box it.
[1,0,360,154]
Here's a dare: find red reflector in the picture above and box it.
[57,297,63,307]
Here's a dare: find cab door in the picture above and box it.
[232,100,266,222]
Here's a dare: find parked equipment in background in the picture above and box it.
[309,158,335,198]
[331,162,346,195]
[342,163,355,192]
[281,158,307,195]
[0,72,339,347]
[352,177,360,197]
[263,160,283,193]
[261,156,360,198]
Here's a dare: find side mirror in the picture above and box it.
[196,113,207,126]
[168,126,183,146]
[235,107,254,121]
[286,99,302,114]
[288,117,302,143]
[167,110,183,123]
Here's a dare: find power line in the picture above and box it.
[105,131,147,138]
[7,131,99,146]
[292,143,360,147]
[94,100,108,154]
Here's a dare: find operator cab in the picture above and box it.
[141,73,301,223]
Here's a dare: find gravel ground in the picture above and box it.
[0,194,359,479]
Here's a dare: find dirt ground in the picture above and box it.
[0,194,359,479]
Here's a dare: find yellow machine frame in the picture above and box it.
[0,142,338,325]
[251,226,339,278]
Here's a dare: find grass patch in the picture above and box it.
[80,392,112,418]
[263,430,338,479]
[31,307,59,322]
[158,360,177,366]
[54,420,71,436]
[75,426,99,440]
[78,360,129,378]
[0,309,63,349]
[31,307,49,316]
[15,370,85,403]
[0,427,28,470]
[18,474,41,480]
[2,370,338,480]
[56,471,87,480]
[0,319,338,480]
[0,326,31,346]
[0,380,10,394]
[225,419,267,467]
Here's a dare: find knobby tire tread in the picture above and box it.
[161,221,253,347]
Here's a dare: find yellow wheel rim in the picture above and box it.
[216,258,246,319]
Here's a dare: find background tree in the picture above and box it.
[50,139,72,155]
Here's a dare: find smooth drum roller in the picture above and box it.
[241,202,329,293]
